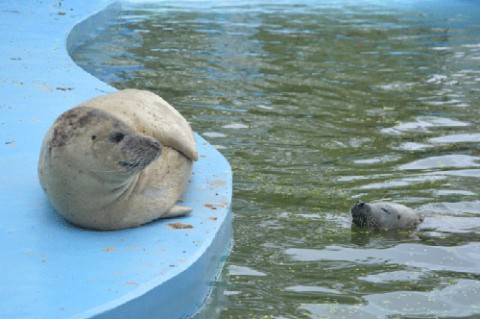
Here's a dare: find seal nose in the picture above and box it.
[356,200,365,208]
[351,200,365,216]
[145,138,162,158]
[145,138,162,155]
[147,138,162,151]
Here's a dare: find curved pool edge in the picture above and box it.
[0,1,232,318]
[66,2,123,55]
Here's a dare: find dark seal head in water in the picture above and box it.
[351,200,424,231]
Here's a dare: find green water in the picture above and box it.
[72,1,480,317]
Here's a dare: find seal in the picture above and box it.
[351,200,424,231]
[38,89,198,230]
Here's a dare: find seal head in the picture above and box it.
[43,106,162,178]
[351,200,424,231]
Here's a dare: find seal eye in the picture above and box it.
[91,135,97,141]
[109,132,125,143]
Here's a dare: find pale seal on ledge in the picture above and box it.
[351,200,424,231]
[38,89,198,230]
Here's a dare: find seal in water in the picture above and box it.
[351,200,424,231]
[38,89,198,230]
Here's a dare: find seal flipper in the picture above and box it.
[164,205,192,218]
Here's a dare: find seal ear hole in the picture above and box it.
[109,132,125,143]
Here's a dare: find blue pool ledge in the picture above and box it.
[0,1,232,318]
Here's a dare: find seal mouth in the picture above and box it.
[118,137,162,172]
[119,161,143,170]
[352,215,380,230]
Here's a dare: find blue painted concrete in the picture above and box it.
[0,1,232,318]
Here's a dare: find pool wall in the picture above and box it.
[0,1,232,318]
